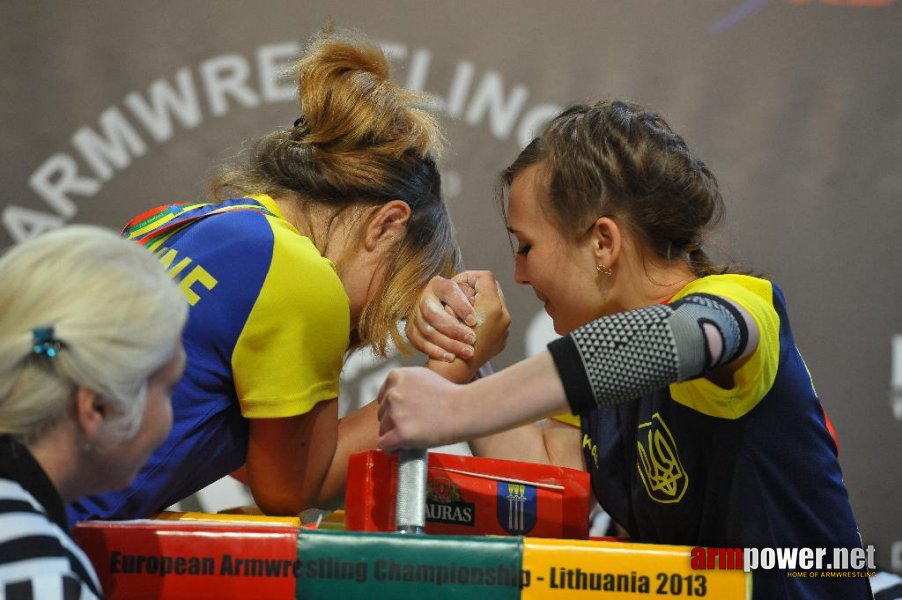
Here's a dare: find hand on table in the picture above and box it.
[377,366,463,451]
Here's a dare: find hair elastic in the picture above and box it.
[33,326,64,358]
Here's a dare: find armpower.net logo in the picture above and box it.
[691,545,878,578]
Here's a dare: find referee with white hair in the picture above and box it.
[0,225,187,599]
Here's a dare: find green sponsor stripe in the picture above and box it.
[296,530,523,600]
[129,212,168,231]
[127,204,189,233]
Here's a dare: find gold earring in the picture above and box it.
[596,264,613,277]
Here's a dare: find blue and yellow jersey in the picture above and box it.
[68,194,349,523]
[576,275,869,599]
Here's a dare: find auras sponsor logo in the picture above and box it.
[425,476,475,527]
[4,40,559,244]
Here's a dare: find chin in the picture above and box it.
[551,319,572,336]
[553,311,588,335]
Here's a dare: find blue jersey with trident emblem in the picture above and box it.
[556,275,870,600]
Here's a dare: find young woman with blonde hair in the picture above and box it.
[68,30,507,523]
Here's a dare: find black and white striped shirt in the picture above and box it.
[0,435,102,599]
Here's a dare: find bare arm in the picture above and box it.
[313,358,486,507]
[246,400,338,515]
[243,354,490,515]
[464,363,583,468]
[401,271,584,466]
[378,351,570,451]
[469,419,585,471]
[380,292,764,454]
[245,273,510,513]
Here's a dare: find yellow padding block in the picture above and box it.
[154,510,301,527]
[522,538,750,599]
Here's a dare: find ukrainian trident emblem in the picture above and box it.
[637,412,688,503]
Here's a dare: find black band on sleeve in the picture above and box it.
[547,335,597,415]
[704,294,750,364]
[671,293,750,367]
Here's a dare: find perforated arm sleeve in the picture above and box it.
[547,293,751,414]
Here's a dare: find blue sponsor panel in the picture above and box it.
[496,482,537,536]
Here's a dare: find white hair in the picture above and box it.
[0,225,188,444]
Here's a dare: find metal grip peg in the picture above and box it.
[395,449,428,534]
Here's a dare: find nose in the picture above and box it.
[513,255,529,285]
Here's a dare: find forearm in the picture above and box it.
[469,424,552,464]
[426,357,478,384]
[470,419,585,471]
[450,352,570,441]
[316,358,482,506]
[433,356,554,461]
[436,352,571,461]
[316,400,380,507]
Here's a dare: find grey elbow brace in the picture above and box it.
[547,294,749,414]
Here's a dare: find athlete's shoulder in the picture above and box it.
[187,198,280,242]
[672,274,773,303]
[204,195,340,284]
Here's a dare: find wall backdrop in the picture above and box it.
[2,0,900,572]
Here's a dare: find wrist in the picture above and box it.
[426,357,476,384]
[443,382,477,444]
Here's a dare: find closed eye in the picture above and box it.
[515,244,531,256]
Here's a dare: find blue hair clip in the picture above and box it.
[33,326,64,358]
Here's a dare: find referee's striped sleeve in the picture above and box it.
[4,573,96,599]
[0,481,100,599]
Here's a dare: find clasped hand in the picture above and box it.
[404,270,510,369]
[378,271,511,450]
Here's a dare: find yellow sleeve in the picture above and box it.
[551,413,582,428]
[667,274,781,419]
[231,217,350,419]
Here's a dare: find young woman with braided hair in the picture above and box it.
[68,30,508,524]
[379,100,872,599]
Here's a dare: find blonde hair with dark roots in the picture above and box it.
[210,29,458,355]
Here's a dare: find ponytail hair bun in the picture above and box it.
[291,30,443,194]
[210,29,459,356]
